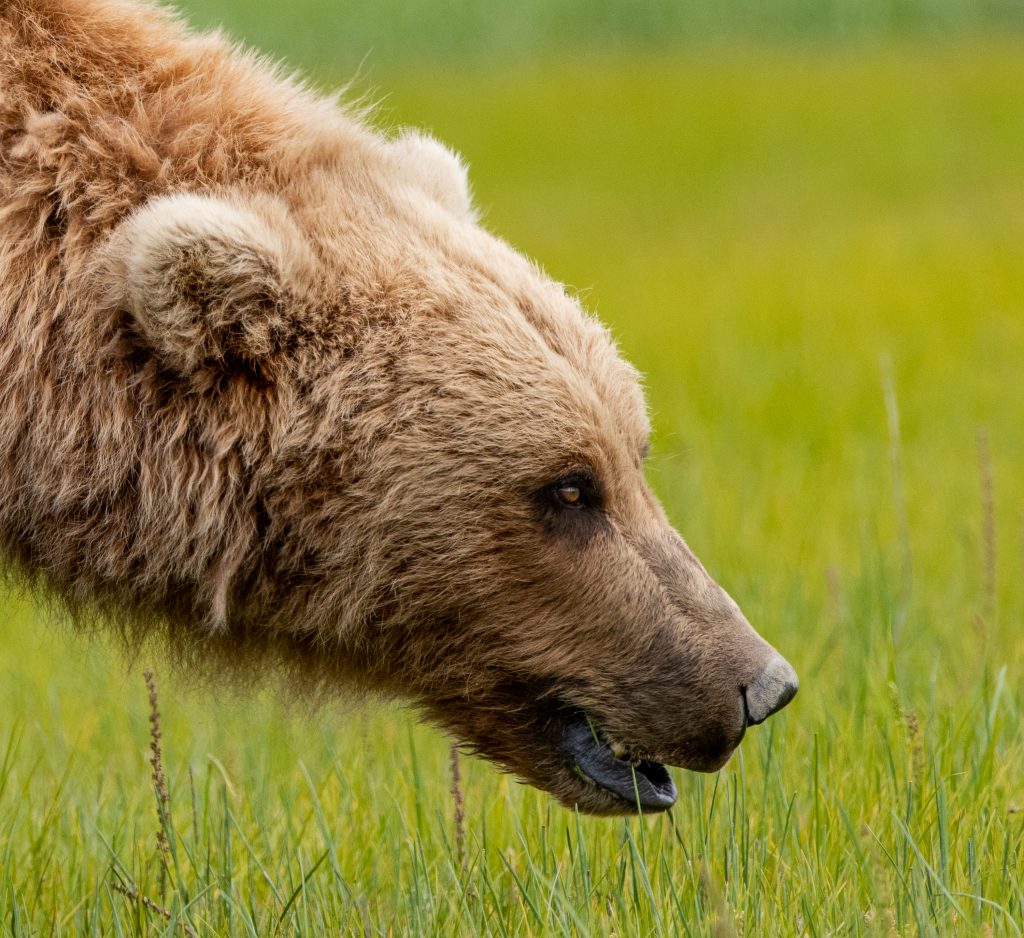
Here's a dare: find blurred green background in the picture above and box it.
[176,0,1024,73]
[1,1,1022,935]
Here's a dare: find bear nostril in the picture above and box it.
[743,654,799,726]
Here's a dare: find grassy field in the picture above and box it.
[2,10,1023,937]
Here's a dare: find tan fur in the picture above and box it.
[0,0,793,813]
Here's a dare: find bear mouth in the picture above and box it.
[560,709,678,812]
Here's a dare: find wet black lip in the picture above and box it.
[560,710,678,811]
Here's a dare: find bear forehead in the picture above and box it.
[290,167,651,453]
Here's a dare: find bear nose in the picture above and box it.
[743,654,799,725]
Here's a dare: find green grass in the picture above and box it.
[2,28,1024,938]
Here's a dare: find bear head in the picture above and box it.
[97,130,797,814]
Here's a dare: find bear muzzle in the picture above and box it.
[553,652,798,814]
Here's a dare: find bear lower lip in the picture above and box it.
[560,711,677,811]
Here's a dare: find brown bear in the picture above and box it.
[0,0,797,814]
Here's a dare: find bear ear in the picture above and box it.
[389,130,476,220]
[104,192,313,377]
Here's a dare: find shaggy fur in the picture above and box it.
[0,0,793,813]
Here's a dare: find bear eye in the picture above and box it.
[543,472,600,512]
[555,484,582,507]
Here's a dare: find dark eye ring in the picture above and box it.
[537,471,600,516]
